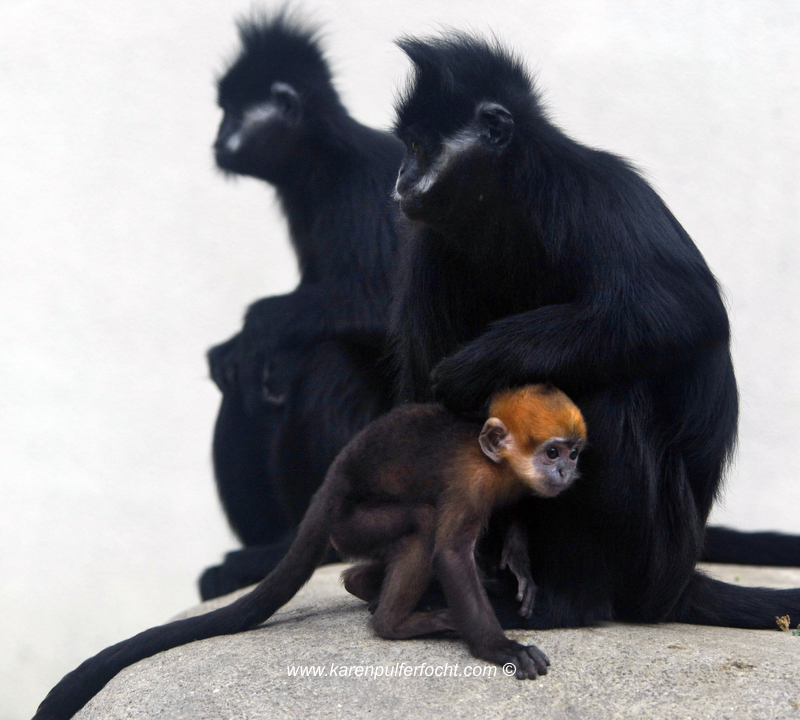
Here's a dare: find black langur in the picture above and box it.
[389,33,800,630]
[203,13,404,598]
[34,385,586,719]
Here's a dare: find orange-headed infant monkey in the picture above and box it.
[35,384,586,720]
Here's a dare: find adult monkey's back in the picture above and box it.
[391,33,800,628]
[203,12,404,597]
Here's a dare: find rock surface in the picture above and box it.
[77,564,800,720]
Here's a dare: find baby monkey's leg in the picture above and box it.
[341,562,384,604]
[371,506,456,639]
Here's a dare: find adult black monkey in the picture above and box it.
[203,14,404,598]
[390,33,800,628]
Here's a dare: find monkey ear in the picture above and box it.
[270,82,302,126]
[479,417,511,463]
[476,102,514,149]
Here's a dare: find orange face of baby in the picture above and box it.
[479,384,587,497]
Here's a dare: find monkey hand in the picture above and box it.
[207,334,241,394]
[237,349,290,413]
[237,297,303,411]
[430,344,504,412]
[232,341,284,413]
[208,332,286,411]
[474,639,550,680]
[500,522,537,619]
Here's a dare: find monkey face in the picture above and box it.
[394,35,519,232]
[530,440,583,497]
[214,82,302,182]
[480,412,584,499]
[394,111,513,231]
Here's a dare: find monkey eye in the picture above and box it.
[546,446,559,460]
[569,448,579,461]
[409,141,428,161]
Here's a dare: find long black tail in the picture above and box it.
[33,484,334,720]
[668,569,800,628]
[702,526,800,567]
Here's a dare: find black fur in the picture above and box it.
[702,526,800,566]
[391,33,800,629]
[203,12,403,597]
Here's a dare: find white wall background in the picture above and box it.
[1,1,798,718]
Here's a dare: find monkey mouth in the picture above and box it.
[214,145,239,170]
[539,480,572,498]
[399,193,448,226]
[397,193,425,218]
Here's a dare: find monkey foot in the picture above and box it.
[341,562,384,604]
[479,640,550,680]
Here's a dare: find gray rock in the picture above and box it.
[77,564,800,720]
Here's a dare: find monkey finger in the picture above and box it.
[515,575,527,602]
[260,364,288,407]
[506,645,549,679]
[499,547,511,570]
[263,390,287,406]
[518,585,537,618]
[510,648,540,679]
[237,350,270,414]
[526,643,550,666]
[524,644,550,674]
[493,641,548,680]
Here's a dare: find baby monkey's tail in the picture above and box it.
[33,482,335,720]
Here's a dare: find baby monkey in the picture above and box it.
[35,384,585,720]
[337,383,585,672]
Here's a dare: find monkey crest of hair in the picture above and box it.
[218,9,340,113]
[490,385,586,446]
[395,33,540,141]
